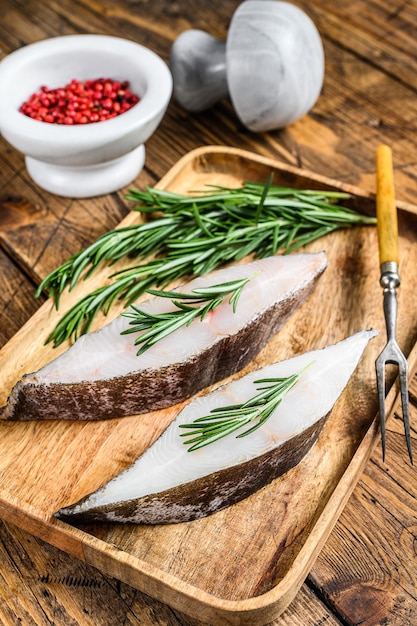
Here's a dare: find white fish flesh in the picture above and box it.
[56,329,377,524]
[0,253,327,421]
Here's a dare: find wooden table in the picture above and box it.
[0,1,416,624]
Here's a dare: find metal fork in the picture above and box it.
[375,145,412,464]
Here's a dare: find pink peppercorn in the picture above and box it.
[19,78,140,125]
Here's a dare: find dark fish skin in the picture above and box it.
[55,414,327,524]
[0,256,326,421]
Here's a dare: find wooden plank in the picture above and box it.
[0,249,43,347]
[297,0,417,89]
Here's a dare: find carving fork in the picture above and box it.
[375,145,412,463]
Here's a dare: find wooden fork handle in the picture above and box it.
[376,144,399,266]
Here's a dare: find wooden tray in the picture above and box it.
[1,146,417,625]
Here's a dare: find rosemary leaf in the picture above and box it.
[255,172,274,223]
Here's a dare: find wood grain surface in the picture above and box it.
[0,147,408,625]
[1,1,417,625]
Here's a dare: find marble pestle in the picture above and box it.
[170,0,325,132]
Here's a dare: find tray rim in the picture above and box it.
[0,145,414,625]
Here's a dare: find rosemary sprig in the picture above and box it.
[179,362,313,451]
[38,179,376,346]
[121,274,255,356]
[35,216,196,308]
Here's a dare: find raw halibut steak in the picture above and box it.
[1,253,327,421]
[56,329,377,524]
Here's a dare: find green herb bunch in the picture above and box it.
[37,177,376,347]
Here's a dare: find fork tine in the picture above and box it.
[376,357,387,462]
[398,360,413,464]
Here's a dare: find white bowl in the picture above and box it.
[0,35,172,197]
